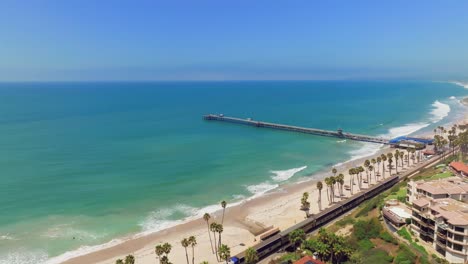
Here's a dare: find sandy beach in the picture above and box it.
[61,114,468,264]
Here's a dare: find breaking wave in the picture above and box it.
[270,166,307,182]
[430,100,451,123]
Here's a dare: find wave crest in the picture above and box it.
[270,166,307,182]
[430,100,450,123]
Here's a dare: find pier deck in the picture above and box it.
[203,114,390,144]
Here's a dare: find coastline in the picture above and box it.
[56,95,468,264]
[59,132,460,264]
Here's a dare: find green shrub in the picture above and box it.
[336,216,355,227]
[358,239,374,251]
[379,231,397,244]
[356,194,384,217]
[363,249,393,263]
[397,227,412,242]
[411,242,428,256]
[353,218,382,240]
[394,244,416,264]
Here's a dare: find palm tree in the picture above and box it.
[203,213,214,254]
[124,255,135,264]
[245,247,259,264]
[189,236,197,264]
[399,152,404,168]
[386,153,393,175]
[332,167,338,194]
[371,158,376,179]
[181,238,190,264]
[376,157,382,179]
[116,259,124,264]
[210,223,219,260]
[358,166,364,190]
[330,176,336,202]
[216,224,224,253]
[337,173,344,198]
[388,158,393,176]
[381,154,387,179]
[155,245,164,264]
[221,201,227,225]
[156,243,172,264]
[324,177,331,204]
[394,150,400,173]
[289,229,306,258]
[364,160,370,184]
[348,168,355,194]
[300,192,310,218]
[316,181,323,211]
[368,165,374,184]
[163,243,172,258]
[218,244,231,264]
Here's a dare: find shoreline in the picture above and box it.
[56,141,429,263]
[58,102,467,264]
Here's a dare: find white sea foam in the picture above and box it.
[139,204,198,233]
[336,139,347,143]
[0,234,14,240]
[430,100,451,123]
[42,225,103,240]
[450,81,468,89]
[0,250,49,264]
[450,96,456,100]
[246,182,279,197]
[270,166,307,182]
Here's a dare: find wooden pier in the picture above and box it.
[203,114,390,144]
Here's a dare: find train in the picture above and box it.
[230,175,399,264]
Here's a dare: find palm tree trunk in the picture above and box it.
[318,190,322,211]
[382,162,385,179]
[326,188,329,204]
[207,224,214,254]
[218,233,222,254]
[213,231,218,260]
[184,248,189,264]
[222,209,225,225]
[191,246,195,264]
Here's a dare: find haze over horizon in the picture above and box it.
[1,0,468,81]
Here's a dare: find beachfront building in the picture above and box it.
[450,161,468,177]
[406,177,468,204]
[410,198,468,263]
[382,199,412,227]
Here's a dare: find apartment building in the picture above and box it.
[407,177,468,204]
[411,198,468,263]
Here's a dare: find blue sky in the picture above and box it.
[1,0,467,81]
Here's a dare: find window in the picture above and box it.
[453,243,463,252]
[454,234,464,242]
[455,227,464,233]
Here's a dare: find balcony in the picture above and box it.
[437,231,447,239]
[436,239,447,248]
[446,236,467,246]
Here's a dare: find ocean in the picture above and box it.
[0,81,466,264]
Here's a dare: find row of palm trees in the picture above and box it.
[434,124,468,160]
[306,146,424,216]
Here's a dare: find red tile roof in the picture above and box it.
[294,256,325,264]
[450,161,468,174]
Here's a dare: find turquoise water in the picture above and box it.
[0,81,466,263]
